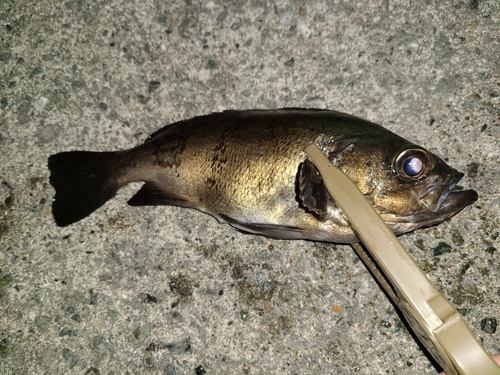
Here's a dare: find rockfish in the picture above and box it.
[48,109,478,243]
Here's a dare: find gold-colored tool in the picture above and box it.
[305,143,500,375]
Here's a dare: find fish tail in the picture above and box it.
[48,151,122,227]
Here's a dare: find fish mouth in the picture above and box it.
[419,172,478,215]
[386,172,478,235]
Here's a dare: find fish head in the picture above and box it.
[323,133,478,235]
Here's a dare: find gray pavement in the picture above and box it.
[1,0,499,374]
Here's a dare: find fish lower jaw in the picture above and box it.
[385,221,423,236]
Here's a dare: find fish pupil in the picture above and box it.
[403,157,423,176]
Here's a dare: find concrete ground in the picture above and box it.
[1,0,499,374]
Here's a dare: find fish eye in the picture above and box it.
[403,157,423,176]
[394,147,431,180]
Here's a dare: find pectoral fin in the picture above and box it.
[298,159,331,217]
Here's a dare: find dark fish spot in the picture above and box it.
[284,57,295,67]
[206,177,217,188]
[152,135,189,170]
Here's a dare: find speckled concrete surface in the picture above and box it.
[1,1,499,374]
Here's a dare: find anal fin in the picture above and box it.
[128,182,194,208]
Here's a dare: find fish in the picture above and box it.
[48,108,478,243]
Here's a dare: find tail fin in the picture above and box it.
[48,151,121,227]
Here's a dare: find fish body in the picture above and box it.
[48,109,477,243]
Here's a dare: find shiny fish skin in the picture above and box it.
[48,109,478,243]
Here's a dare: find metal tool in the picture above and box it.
[305,143,500,375]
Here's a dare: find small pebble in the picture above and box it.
[207,59,218,69]
[62,348,79,369]
[485,246,496,255]
[451,230,464,246]
[240,310,249,321]
[381,320,392,328]
[84,367,100,375]
[263,300,273,313]
[139,292,158,303]
[432,242,452,256]
[148,80,161,93]
[71,314,82,323]
[331,305,341,313]
[166,337,191,353]
[165,364,177,375]
[261,281,273,294]
[59,327,78,337]
[480,317,497,334]
[195,365,206,375]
